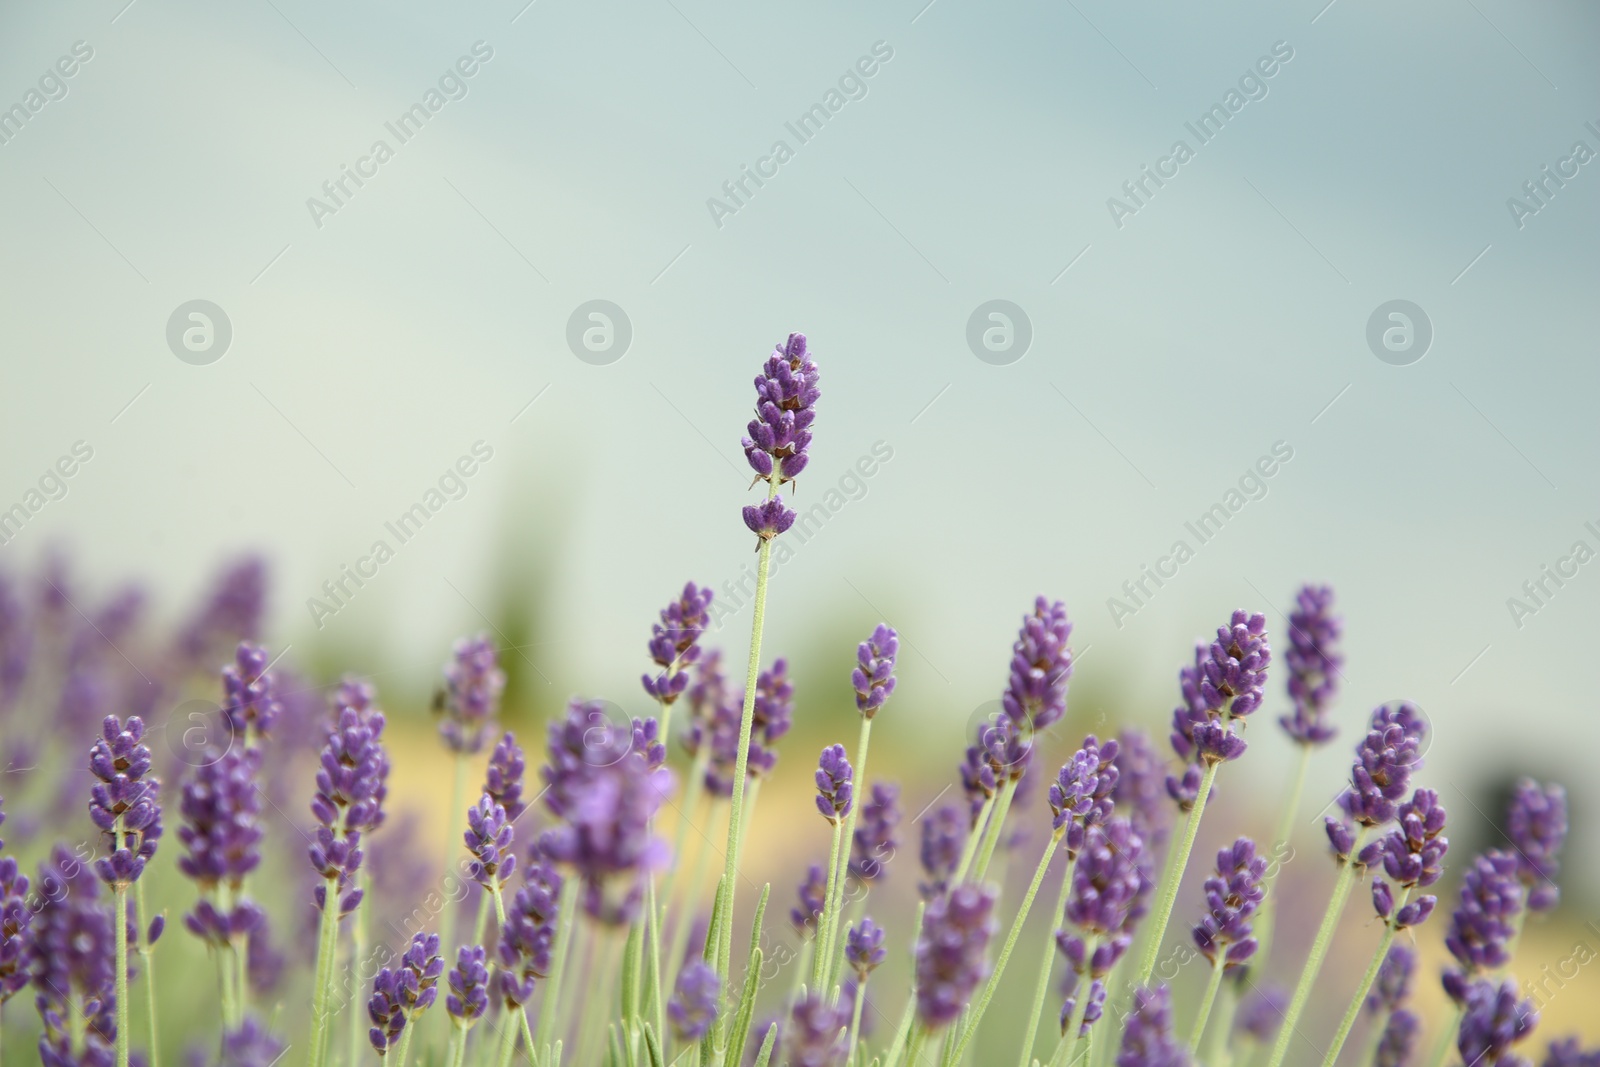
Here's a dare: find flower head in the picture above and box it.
[850,782,900,884]
[1507,778,1566,911]
[1061,818,1146,960]
[814,745,853,824]
[683,649,729,760]
[668,960,722,1043]
[1327,704,1426,849]
[783,990,847,1067]
[846,918,887,978]
[642,582,714,706]
[1456,978,1537,1067]
[88,714,161,887]
[0,846,32,1005]
[178,746,265,891]
[746,658,794,780]
[1002,598,1073,731]
[484,731,527,823]
[499,864,560,1006]
[1192,837,1267,969]
[1370,789,1447,930]
[222,641,282,743]
[1542,1038,1600,1067]
[1060,978,1106,1038]
[791,863,826,937]
[1235,985,1288,1043]
[919,803,965,899]
[445,945,489,1026]
[308,695,389,915]
[743,332,819,485]
[742,498,797,544]
[852,623,899,718]
[464,794,516,889]
[1117,985,1191,1067]
[1367,943,1415,1016]
[31,845,117,1061]
[1112,728,1173,846]
[914,883,998,1028]
[1443,851,1525,1002]
[219,1018,286,1067]
[1279,585,1342,745]
[1376,1009,1420,1067]
[1050,736,1119,856]
[368,932,444,1052]
[438,634,505,755]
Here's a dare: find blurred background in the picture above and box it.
[1,0,1597,1059]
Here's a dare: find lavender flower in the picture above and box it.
[852,624,898,718]
[1370,789,1447,930]
[31,845,117,1063]
[919,803,965,899]
[850,781,900,883]
[683,648,729,759]
[1367,943,1415,1015]
[174,556,266,668]
[914,883,998,1028]
[1235,985,1288,1043]
[438,634,505,755]
[1443,851,1525,1002]
[1059,978,1106,1037]
[1507,778,1566,911]
[368,932,444,1052]
[845,917,886,977]
[177,746,264,891]
[499,865,560,1006]
[1192,837,1267,968]
[743,332,819,485]
[814,745,854,823]
[1050,736,1119,857]
[308,697,389,915]
[219,1017,287,1067]
[791,863,826,937]
[1279,585,1342,745]
[746,658,794,780]
[1002,597,1073,731]
[445,944,489,1026]
[1325,703,1427,858]
[1117,985,1191,1067]
[1457,978,1537,1067]
[742,497,797,544]
[221,641,282,743]
[464,794,516,890]
[1058,819,1146,980]
[632,717,666,771]
[0,835,31,1005]
[784,990,848,1067]
[1376,1009,1420,1067]
[1543,1038,1600,1067]
[1112,727,1173,846]
[88,714,161,887]
[668,960,721,1042]
[484,731,526,823]
[641,582,714,706]
[1172,612,1270,770]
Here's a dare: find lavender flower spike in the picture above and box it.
[784,990,848,1067]
[1279,584,1342,745]
[914,883,999,1028]
[918,803,965,899]
[88,714,161,887]
[1050,735,1119,857]
[1117,985,1192,1067]
[846,917,887,977]
[1324,703,1427,859]
[814,745,853,823]
[483,730,526,823]
[1369,788,1447,930]
[1456,978,1537,1067]
[368,932,444,1053]
[499,864,560,1007]
[849,782,900,884]
[743,332,820,485]
[1366,943,1415,1015]
[742,496,797,545]
[308,698,388,915]
[1002,597,1073,732]
[1376,1010,1419,1067]
[1192,837,1268,968]
[791,864,827,938]
[668,960,721,1043]
[852,623,898,718]
[0,827,31,1006]
[438,634,505,755]
[641,582,714,706]
[222,641,283,744]
[1442,850,1525,1002]
[464,794,516,890]
[1507,778,1567,911]
[445,944,490,1026]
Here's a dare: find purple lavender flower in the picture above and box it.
[846,918,886,977]
[1117,985,1191,1067]
[1059,978,1106,1038]
[683,649,729,760]
[88,714,161,887]
[814,745,853,823]
[1370,789,1447,930]
[31,845,117,1063]
[464,794,516,889]
[221,641,282,744]
[369,932,444,1052]
[1058,818,1146,980]
[177,746,264,891]
[742,497,797,544]
[499,866,558,1007]
[1325,704,1427,857]
[1376,1009,1419,1067]
[1192,837,1267,969]
[852,624,898,718]
[1507,778,1566,912]
[1112,727,1173,846]
[1050,736,1119,857]
[308,697,388,915]
[1235,985,1288,1043]
[791,863,826,937]
[1367,943,1415,1015]
[1443,851,1525,1002]
[218,1017,286,1067]
[642,582,714,706]
[668,960,721,1043]
[743,332,819,485]
[174,556,267,668]
[632,717,666,771]
[1279,585,1342,745]
[1456,978,1537,1067]
[746,658,794,780]
[959,736,998,821]
[850,781,900,884]
[483,730,526,823]
[445,944,490,1026]
[0,837,31,1005]
[784,990,848,1067]
[1543,1038,1600,1067]
[1002,597,1073,732]
[918,803,966,902]
[438,634,505,755]
[915,883,998,1028]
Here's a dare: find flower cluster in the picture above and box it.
[740,333,818,541]
[852,623,899,718]
[1507,777,1567,911]
[1325,702,1427,859]
[1191,837,1267,969]
[849,782,900,883]
[1117,986,1190,1067]
[814,744,853,824]
[308,684,389,914]
[1442,850,1525,1002]
[1171,611,1270,773]
[668,961,721,1042]
[1369,788,1447,930]
[499,861,560,1007]
[1049,735,1119,856]
[221,640,282,743]
[438,634,505,755]
[745,658,795,780]
[918,803,966,899]
[88,714,162,887]
[915,884,998,1028]
[367,932,443,1053]
[1279,585,1342,744]
[1001,597,1073,732]
[641,582,714,706]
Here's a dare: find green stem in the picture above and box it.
[535,877,581,1058]
[496,1004,521,1067]
[822,716,874,991]
[442,751,470,954]
[970,778,1018,885]
[1056,935,1099,1067]
[1320,894,1410,1067]
[1205,977,1240,1067]
[845,975,867,1065]
[393,1017,417,1067]
[114,884,129,1067]
[646,875,665,1051]
[812,819,847,990]
[348,871,369,1067]
[1014,849,1077,1067]
[446,1025,468,1067]
[308,877,342,1067]
[519,1010,537,1067]
[716,471,780,985]
[950,832,1063,1063]
[1251,744,1311,976]
[951,795,996,889]
[1355,1006,1389,1067]
[1188,957,1227,1051]
[1261,827,1373,1067]
[663,796,719,1007]
[135,882,159,1067]
[1423,1004,1464,1067]
[1131,760,1220,988]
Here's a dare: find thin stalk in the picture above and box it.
[1056,935,1099,1067]
[715,470,780,985]
[902,1024,928,1067]
[1131,760,1220,988]
[949,831,1063,1063]
[663,797,721,1001]
[845,975,867,1065]
[496,1005,521,1067]
[1261,828,1373,1067]
[1204,978,1240,1067]
[1251,744,1311,974]
[646,876,665,1049]
[392,1016,418,1067]
[135,881,159,1067]
[1187,957,1226,1050]
[307,878,341,1067]
[812,819,847,989]
[1423,1005,1464,1067]
[950,795,996,889]
[519,1011,537,1067]
[821,716,873,990]
[1320,893,1410,1067]
[114,883,129,1067]
[535,877,581,1058]
[1355,1006,1389,1067]
[442,750,469,954]
[348,871,369,1067]
[970,778,1018,884]
[1014,849,1077,1067]
[788,940,815,1007]
[446,1025,468,1067]
[883,992,917,1067]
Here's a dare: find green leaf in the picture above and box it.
[751,1022,779,1067]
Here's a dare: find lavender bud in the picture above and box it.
[464,795,516,889]
[88,714,161,887]
[439,634,505,755]
[641,582,714,706]
[851,624,899,718]
[743,332,820,486]
[1117,985,1191,1067]
[1367,943,1415,1015]
[919,803,965,899]
[1279,585,1342,746]
[445,945,490,1025]
[1059,978,1105,1037]
[1191,837,1267,969]
[1443,851,1525,994]
[914,883,999,1028]
[1050,736,1119,856]
[1336,704,1426,830]
[849,782,900,883]
[668,960,721,1043]
[814,745,854,824]
[1456,978,1537,1067]
[1542,1037,1600,1067]
[1235,985,1288,1043]
[500,868,559,1006]
[783,989,848,1067]
[845,918,887,978]
[1507,778,1566,912]
[1375,1009,1419,1067]
[483,731,527,823]
[1002,597,1073,732]
[742,497,797,544]
[0,853,33,1004]
[221,641,283,742]
[790,864,826,937]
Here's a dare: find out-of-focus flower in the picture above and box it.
[850,782,900,884]
[846,918,886,978]
[1279,585,1342,745]
[438,635,505,756]
[1442,851,1525,1003]
[791,864,826,938]
[1002,598,1073,732]
[1376,1009,1419,1067]
[852,624,898,718]
[1367,943,1415,1016]
[221,642,281,744]
[914,884,998,1028]
[1117,985,1190,1067]
[1507,778,1566,912]
[642,583,714,707]
[1235,985,1288,1043]
[668,960,721,1043]
[919,803,965,899]
[783,990,847,1067]
[1456,978,1537,1067]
